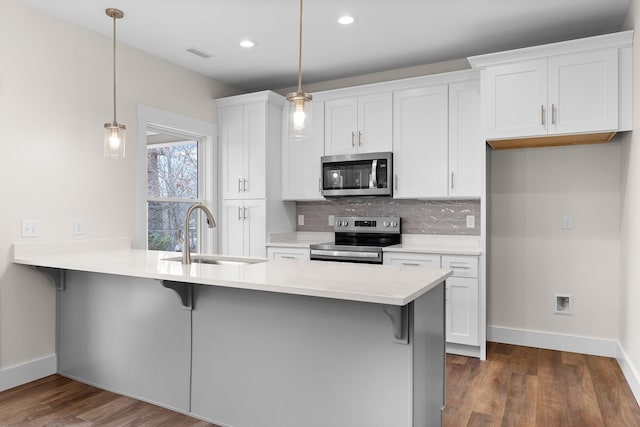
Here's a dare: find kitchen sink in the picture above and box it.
[163,255,266,266]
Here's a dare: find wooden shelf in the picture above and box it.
[487,131,617,150]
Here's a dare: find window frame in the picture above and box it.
[136,105,217,254]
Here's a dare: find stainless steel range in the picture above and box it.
[310,216,400,264]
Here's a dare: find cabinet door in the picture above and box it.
[243,103,266,199]
[445,277,479,346]
[357,92,393,153]
[482,59,547,139]
[449,80,483,198]
[548,49,619,135]
[244,199,267,257]
[393,85,448,199]
[325,97,358,155]
[282,101,325,200]
[221,200,245,256]
[220,105,246,199]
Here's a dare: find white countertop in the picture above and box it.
[12,238,451,306]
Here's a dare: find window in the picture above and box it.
[136,105,217,253]
[146,128,201,252]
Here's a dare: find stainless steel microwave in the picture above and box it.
[321,152,393,197]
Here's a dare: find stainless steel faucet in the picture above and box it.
[183,203,217,264]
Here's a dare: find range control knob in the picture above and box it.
[342,221,349,227]
[383,221,390,227]
[336,221,342,227]
[390,221,398,227]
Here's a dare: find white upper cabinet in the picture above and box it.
[469,31,633,147]
[481,59,547,139]
[393,85,448,198]
[324,92,392,155]
[219,102,267,199]
[548,49,619,135]
[282,100,325,201]
[449,80,483,198]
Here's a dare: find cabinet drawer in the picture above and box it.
[442,255,478,278]
[383,253,441,267]
[267,247,310,261]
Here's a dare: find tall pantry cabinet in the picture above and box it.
[215,91,296,257]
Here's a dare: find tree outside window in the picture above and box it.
[146,129,201,252]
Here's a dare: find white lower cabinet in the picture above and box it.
[442,255,479,347]
[384,252,480,349]
[266,246,310,260]
[221,199,267,258]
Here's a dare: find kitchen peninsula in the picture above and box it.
[13,238,451,427]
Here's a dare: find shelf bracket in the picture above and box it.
[161,281,193,310]
[382,304,409,344]
[34,266,66,291]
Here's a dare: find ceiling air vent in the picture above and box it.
[186,47,213,59]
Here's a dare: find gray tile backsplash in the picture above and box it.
[296,198,481,235]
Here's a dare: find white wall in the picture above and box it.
[621,5,640,397]
[489,144,621,343]
[0,0,240,378]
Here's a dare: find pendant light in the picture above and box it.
[104,8,126,159]
[286,0,312,141]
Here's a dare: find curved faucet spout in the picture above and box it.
[183,203,217,264]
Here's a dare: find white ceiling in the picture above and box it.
[18,0,632,92]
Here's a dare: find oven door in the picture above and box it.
[309,244,383,264]
[321,152,392,197]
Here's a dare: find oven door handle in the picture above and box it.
[310,249,380,259]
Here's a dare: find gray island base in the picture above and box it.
[57,272,445,427]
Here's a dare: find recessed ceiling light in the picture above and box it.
[240,40,255,48]
[338,15,355,25]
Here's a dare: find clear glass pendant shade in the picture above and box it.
[287,92,312,141]
[104,121,126,158]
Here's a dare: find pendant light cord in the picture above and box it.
[296,0,304,94]
[112,14,117,123]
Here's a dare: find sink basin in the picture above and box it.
[163,255,266,266]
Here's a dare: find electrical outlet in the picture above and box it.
[21,220,40,237]
[562,215,573,230]
[298,215,304,226]
[466,215,475,228]
[328,215,335,226]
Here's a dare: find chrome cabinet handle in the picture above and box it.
[243,206,248,220]
[541,105,545,126]
[237,207,242,220]
[243,178,248,192]
[394,174,398,191]
[401,262,420,266]
[552,104,556,125]
[318,177,322,192]
[351,131,356,148]
[238,179,242,193]
[451,172,455,190]
[281,255,295,259]
[358,131,363,146]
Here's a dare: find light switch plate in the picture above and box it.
[73,219,84,235]
[298,215,304,226]
[562,215,573,230]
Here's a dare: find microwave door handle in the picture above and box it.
[371,159,377,189]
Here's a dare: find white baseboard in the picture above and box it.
[617,344,640,405]
[0,354,57,392]
[488,326,618,357]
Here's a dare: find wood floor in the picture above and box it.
[444,342,640,427]
[1,342,639,426]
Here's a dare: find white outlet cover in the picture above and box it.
[298,214,304,226]
[466,215,475,228]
